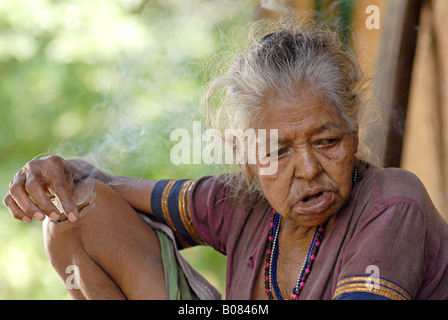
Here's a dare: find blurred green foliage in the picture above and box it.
[0,0,256,299]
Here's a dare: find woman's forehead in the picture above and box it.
[259,89,347,134]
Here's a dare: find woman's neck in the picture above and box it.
[279,214,337,252]
[279,221,315,253]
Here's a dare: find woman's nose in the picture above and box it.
[293,147,322,181]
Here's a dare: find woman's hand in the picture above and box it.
[3,155,106,223]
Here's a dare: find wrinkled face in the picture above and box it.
[250,87,358,227]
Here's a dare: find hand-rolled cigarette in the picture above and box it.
[56,202,90,222]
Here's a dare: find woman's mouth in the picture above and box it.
[295,191,333,215]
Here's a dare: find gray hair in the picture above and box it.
[202,19,370,196]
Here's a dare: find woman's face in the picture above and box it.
[250,87,358,227]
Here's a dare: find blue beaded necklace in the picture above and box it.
[264,210,327,300]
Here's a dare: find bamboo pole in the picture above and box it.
[367,0,423,167]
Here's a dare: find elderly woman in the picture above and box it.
[3,23,448,300]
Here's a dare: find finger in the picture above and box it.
[3,193,33,223]
[8,178,45,221]
[24,176,62,221]
[50,197,68,222]
[48,177,79,221]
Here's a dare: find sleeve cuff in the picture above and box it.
[333,275,412,300]
[150,179,204,248]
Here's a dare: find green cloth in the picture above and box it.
[155,230,199,300]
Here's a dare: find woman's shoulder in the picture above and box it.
[192,171,269,216]
[350,162,448,299]
[357,160,433,213]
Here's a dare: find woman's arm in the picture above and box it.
[105,175,158,216]
[3,155,158,222]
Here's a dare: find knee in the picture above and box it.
[73,177,109,212]
[61,177,114,224]
[42,178,111,266]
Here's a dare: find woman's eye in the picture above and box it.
[270,148,288,158]
[277,148,288,156]
[316,138,339,147]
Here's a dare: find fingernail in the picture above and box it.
[68,212,77,222]
[33,212,45,221]
[22,216,32,223]
[49,212,60,221]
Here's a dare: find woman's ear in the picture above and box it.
[353,130,359,154]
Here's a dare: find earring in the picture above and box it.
[353,166,358,183]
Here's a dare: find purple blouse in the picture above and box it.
[150,161,448,299]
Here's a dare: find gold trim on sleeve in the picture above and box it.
[179,180,204,245]
[161,180,190,248]
[333,276,411,300]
